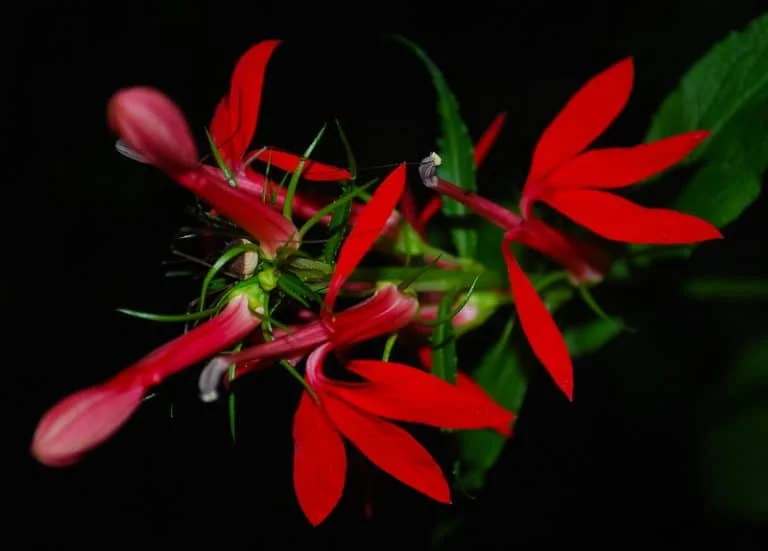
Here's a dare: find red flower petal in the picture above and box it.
[293,392,347,526]
[546,131,711,190]
[209,97,236,165]
[227,40,282,163]
[502,233,573,400]
[326,360,514,436]
[525,58,634,190]
[322,395,451,504]
[31,381,146,467]
[540,188,723,244]
[248,148,352,181]
[324,163,407,312]
[474,112,508,168]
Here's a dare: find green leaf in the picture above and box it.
[394,35,478,257]
[644,12,768,237]
[431,289,459,385]
[455,317,524,492]
[564,318,624,358]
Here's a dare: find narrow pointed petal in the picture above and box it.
[248,148,352,181]
[474,112,508,168]
[293,392,347,526]
[31,381,146,467]
[546,131,711,190]
[541,189,723,244]
[324,163,407,312]
[180,166,300,257]
[227,40,282,163]
[108,87,199,174]
[325,360,514,436]
[525,58,634,190]
[502,233,573,400]
[209,97,236,164]
[322,395,451,504]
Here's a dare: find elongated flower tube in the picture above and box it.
[421,58,722,401]
[199,283,419,400]
[32,294,263,467]
[293,343,515,526]
[108,87,299,258]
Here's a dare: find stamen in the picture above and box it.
[115,139,150,164]
[418,152,442,188]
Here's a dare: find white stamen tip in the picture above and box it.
[115,139,150,164]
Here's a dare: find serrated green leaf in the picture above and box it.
[455,317,524,492]
[394,35,478,257]
[643,12,768,236]
[564,318,624,358]
[431,289,459,385]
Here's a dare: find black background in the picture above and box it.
[10,2,768,548]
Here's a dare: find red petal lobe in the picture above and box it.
[327,360,514,435]
[525,58,634,190]
[546,131,710,190]
[474,112,508,168]
[502,234,574,400]
[324,163,406,312]
[293,392,347,526]
[249,148,352,181]
[541,189,723,244]
[227,40,282,162]
[323,395,451,504]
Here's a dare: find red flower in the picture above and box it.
[31,295,262,467]
[294,343,514,526]
[108,87,299,258]
[422,57,722,400]
[197,164,514,525]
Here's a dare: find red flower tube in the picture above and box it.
[31,294,262,467]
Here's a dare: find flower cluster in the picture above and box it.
[31,40,721,526]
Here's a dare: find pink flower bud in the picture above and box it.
[108,87,199,174]
[31,381,146,467]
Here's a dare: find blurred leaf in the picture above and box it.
[642,12,768,252]
[431,289,459,384]
[682,276,768,301]
[456,317,524,492]
[394,35,478,257]
[698,338,768,522]
[564,318,624,358]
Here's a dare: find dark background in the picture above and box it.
[10,2,767,548]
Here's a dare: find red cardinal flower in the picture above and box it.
[31,294,262,467]
[294,343,514,526]
[197,164,514,525]
[422,57,722,401]
[109,86,299,258]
